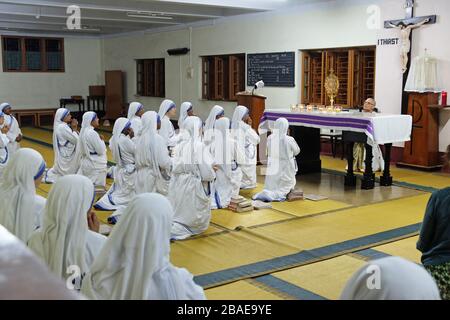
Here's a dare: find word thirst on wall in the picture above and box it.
[377,38,400,46]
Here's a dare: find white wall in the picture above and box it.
[376,0,450,151]
[102,0,377,121]
[0,37,103,112]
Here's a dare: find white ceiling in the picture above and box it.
[0,0,324,37]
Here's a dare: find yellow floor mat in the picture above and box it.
[270,255,366,300]
[171,230,300,277]
[395,174,450,190]
[170,194,427,287]
[271,199,351,218]
[205,280,286,300]
[246,194,429,250]
[211,208,294,230]
[371,236,422,263]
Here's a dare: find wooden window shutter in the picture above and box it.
[214,57,224,100]
[301,51,311,104]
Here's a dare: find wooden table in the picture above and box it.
[60,98,85,113]
[87,96,105,113]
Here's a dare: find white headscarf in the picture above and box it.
[79,111,97,156]
[340,257,441,300]
[27,175,94,282]
[81,193,205,300]
[213,117,233,176]
[109,118,131,165]
[1,102,11,113]
[204,105,224,143]
[0,148,46,242]
[178,102,193,130]
[175,116,204,166]
[270,117,291,160]
[135,111,162,177]
[231,105,249,130]
[158,99,176,119]
[127,102,143,120]
[53,108,70,159]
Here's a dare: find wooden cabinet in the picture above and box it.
[105,70,124,120]
[301,46,376,108]
[399,92,440,169]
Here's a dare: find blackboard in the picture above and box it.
[247,52,295,87]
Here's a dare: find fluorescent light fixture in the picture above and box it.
[126,11,173,20]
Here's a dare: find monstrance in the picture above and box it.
[324,69,340,107]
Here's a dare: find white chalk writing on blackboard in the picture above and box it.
[247,52,295,87]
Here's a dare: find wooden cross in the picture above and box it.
[384,0,436,114]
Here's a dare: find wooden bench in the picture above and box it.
[13,108,57,127]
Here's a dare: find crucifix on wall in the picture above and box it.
[384,0,436,114]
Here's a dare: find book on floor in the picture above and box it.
[304,194,328,201]
[252,200,272,210]
[229,205,254,213]
[287,188,304,202]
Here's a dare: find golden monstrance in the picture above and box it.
[324,69,340,107]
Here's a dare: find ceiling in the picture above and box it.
[0,0,323,37]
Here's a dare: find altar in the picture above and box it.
[259,109,413,190]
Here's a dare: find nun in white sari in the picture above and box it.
[203,105,225,147]
[135,111,172,195]
[340,257,441,300]
[0,148,46,242]
[210,117,243,209]
[28,175,107,289]
[95,118,136,211]
[127,102,144,138]
[0,111,11,177]
[169,116,216,240]
[158,99,179,148]
[0,102,22,155]
[45,108,80,183]
[178,101,194,131]
[253,118,300,202]
[81,193,205,300]
[78,112,108,188]
[231,105,260,189]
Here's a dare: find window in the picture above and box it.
[1,36,64,72]
[301,46,376,108]
[136,58,165,97]
[202,53,245,101]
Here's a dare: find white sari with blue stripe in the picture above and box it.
[96,118,136,211]
[78,112,107,188]
[169,117,216,240]
[0,131,10,177]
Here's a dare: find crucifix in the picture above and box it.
[384,0,436,114]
